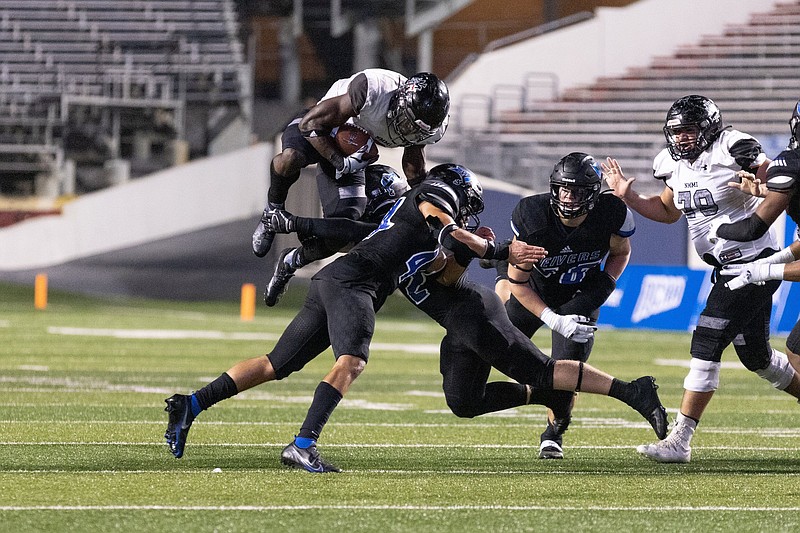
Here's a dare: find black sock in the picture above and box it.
[192,373,238,414]
[297,381,343,441]
[607,378,632,403]
[540,419,562,445]
[267,161,300,206]
[528,388,573,420]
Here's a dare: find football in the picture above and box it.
[333,123,379,158]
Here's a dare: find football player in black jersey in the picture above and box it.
[484,152,635,459]
[264,164,410,307]
[164,164,549,472]
[715,100,800,390]
[266,164,668,460]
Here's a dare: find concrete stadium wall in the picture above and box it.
[448,0,777,105]
[0,144,271,271]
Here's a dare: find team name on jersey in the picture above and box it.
[538,250,603,270]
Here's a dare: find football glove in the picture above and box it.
[336,139,378,180]
[266,209,296,234]
[720,263,785,290]
[755,245,797,265]
[540,307,596,343]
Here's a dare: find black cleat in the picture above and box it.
[280,441,340,473]
[265,248,296,307]
[539,440,564,460]
[252,209,276,257]
[626,376,668,439]
[164,394,195,458]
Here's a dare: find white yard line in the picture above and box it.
[2,504,800,511]
[1,441,798,451]
[45,326,440,353]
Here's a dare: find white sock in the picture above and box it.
[673,412,697,444]
[284,249,299,268]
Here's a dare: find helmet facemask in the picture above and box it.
[387,73,449,147]
[459,183,484,231]
[548,152,602,219]
[387,91,437,145]
[550,183,600,219]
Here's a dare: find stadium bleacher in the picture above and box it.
[431,0,800,192]
[0,0,249,201]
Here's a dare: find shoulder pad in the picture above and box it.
[417,180,459,219]
[653,149,676,180]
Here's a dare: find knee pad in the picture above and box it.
[755,349,796,391]
[445,396,480,419]
[683,358,721,392]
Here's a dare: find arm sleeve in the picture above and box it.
[294,216,378,242]
[728,138,764,170]
[716,214,770,241]
[347,73,368,114]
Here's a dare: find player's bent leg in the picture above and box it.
[253,151,306,257]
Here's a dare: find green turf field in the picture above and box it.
[1,281,798,532]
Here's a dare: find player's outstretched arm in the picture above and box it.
[602,157,682,224]
[722,241,800,288]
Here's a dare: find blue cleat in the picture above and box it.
[164,394,195,458]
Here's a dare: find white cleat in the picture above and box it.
[636,428,692,463]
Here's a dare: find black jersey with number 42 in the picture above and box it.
[345,182,448,293]
[511,192,633,302]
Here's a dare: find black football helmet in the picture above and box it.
[421,163,484,229]
[387,72,450,146]
[549,152,602,219]
[789,100,800,150]
[363,164,409,222]
[663,95,723,161]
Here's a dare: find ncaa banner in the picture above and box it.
[599,265,800,336]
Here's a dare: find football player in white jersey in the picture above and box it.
[251,69,450,260]
[604,95,800,463]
